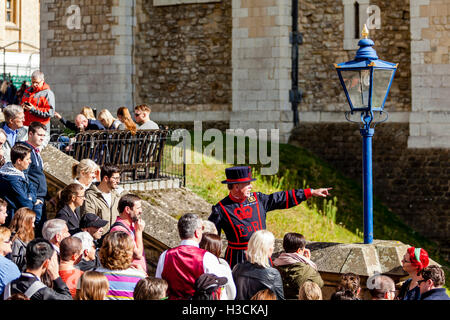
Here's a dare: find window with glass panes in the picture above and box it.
[6,0,16,23]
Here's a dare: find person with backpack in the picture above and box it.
[109,194,146,273]
[3,238,72,300]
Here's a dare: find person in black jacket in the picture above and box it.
[419,265,450,300]
[3,238,72,300]
[0,144,36,226]
[17,121,48,236]
[55,183,85,235]
[54,112,105,133]
[232,230,284,300]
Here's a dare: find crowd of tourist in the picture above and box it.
[0,71,448,301]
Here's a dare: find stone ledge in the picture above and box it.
[274,239,440,277]
[273,239,441,299]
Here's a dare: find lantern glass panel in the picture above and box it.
[372,69,394,109]
[340,69,371,110]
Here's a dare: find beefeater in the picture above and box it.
[208,166,332,269]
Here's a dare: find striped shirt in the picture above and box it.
[96,267,146,300]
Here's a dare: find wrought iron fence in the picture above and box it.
[49,129,186,186]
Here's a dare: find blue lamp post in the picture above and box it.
[334,25,397,244]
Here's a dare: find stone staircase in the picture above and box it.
[41,144,180,274]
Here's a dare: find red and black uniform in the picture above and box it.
[209,188,312,269]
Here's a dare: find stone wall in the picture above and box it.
[409,0,450,148]
[46,0,118,57]
[289,122,450,259]
[230,0,294,143]
[297,0,411,113]
[134,0,232,124]
[41,0,134,118]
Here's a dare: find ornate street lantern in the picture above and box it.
[334,25,397,244]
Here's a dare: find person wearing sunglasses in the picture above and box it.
[397,247,429,300]
[134,104,159,130]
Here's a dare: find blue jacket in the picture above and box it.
[420,288,450,300]
[0,162,36,224]
[16,141,47,198]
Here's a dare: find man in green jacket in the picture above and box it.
[273,232,324,299]
[81,164,122,232]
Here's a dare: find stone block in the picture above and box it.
[410,124,421,136]
[232,8,248,18]
[232,27,248,39]
[431,87,450,100]
[54,56,81,66]
[429,124,450,136]
[411,64,433,76]
[257,101,275,111]
[407,136,431,148]
[233,69,248,80]
[411,52,424,65]
[430,135,450,148]
[299,111,320,122]
[152,113,170,122]
[277,122,294,133]
[409,112,429,123]
[430,111,450,123]
[320,112,346,122]
[388,112,410,123]
[306,240,439,278]
[431,64,450,75]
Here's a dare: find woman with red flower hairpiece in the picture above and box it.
[397,247,429,300]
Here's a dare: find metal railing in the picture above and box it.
[49,129,186,186]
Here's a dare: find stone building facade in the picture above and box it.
[0,0,40,77]
[40,0,449,257]
[40,0,133,117]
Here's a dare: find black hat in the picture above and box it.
[80,213,108,229]
[193,273,227,300]
[221,166,257,184]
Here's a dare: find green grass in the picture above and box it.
[180,131,449,292]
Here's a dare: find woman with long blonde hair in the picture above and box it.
[9,207,36,271]
[232,230,284,300]
[116,106,137,135]
[75,271,109,300]
[97,109,121,130]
